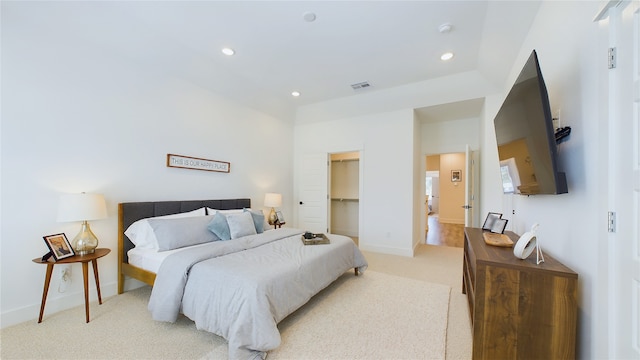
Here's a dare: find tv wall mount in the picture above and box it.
[555,126,571,143]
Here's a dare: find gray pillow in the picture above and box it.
[148,215,219,251]
[207,212,231,241]
[227,211,257,239]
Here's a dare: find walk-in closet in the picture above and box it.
[329,152,359,242]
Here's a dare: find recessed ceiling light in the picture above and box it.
[303,12,316,22]
[221,47,235,56]
[441,52,454,61]
[291,91,301,97]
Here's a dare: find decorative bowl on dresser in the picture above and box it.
[462,227,578,359]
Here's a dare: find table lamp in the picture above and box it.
[57,193,107,255]
[264,193,282,225]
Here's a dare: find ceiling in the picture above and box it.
[10,1,542,120]
[415,97,486,124]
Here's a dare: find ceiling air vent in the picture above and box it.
[351,81,371,90]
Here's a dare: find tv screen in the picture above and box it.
[493,50,568,195]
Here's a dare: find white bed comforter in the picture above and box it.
[148,228,368,360]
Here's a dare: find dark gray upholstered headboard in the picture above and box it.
[118,198,251,263]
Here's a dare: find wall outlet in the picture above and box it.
[58,265,71,293]
[59,265,71,281]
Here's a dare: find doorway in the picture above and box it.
[425,153,466,248]
[329,151,360,244]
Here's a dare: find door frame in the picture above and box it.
[423,148,478,232]
[327,150,363,238]
[596,1,640,358]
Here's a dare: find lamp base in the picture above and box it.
[75,249,96,256]
[72,221,99,255]
[268,207,277,225]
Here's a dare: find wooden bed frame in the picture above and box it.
[117,198,251,294]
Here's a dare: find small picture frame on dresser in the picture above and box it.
[490,218,508,234]
[43,233,75,261]
[482,212,502,231]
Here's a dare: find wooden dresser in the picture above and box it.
[463,227,578,359]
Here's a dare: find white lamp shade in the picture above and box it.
[57,193,107,222]
[264,193,282,208]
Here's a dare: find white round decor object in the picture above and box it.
[513,223,540,259]
[514,232,537,259]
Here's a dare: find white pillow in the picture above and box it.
[207,208,243,216]
[226,211,257,239]
[124,207,206,250]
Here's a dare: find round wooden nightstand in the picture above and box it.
[32,248,110,323]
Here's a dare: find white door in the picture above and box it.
[464,144,475,227]
[297,153,329,233]
[607,2,640,358]
[431,176,440,213]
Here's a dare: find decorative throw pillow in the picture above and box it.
[207,212,232,241]
[226,211,258,239]
[124,207,206,250]
[244,208,265,233]
[148,215,219,251]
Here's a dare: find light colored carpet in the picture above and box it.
[0,285,216,359]
[362,244,471,360]
[1,270,450,360]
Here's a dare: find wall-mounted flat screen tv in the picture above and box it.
[493,50,568,195]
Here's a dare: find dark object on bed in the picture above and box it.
[301,233,330,245]
[117,198,250,294]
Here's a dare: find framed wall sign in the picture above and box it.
[167,154,230,173]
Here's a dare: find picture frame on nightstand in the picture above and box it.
[276,211,285,224]
[43,233,75,261]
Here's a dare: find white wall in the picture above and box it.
[293,109,416,256]
[1,5,294,327]
[421,117,481,155]
[294,70,495,256]
[297,70,497,125]
[478,1,610,358]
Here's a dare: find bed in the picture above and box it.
[118,198,368,360]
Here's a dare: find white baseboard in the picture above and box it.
[331,228,358,238]
[359,243,413,257]
[1,281,120,329]
[438,217,465,225]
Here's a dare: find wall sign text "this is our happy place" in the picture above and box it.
[166,154,230,173]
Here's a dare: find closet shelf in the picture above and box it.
[330,158,359,163]
[330,198,359,202]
